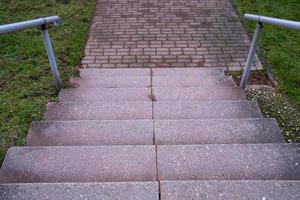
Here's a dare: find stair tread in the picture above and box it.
[27,118,283,146]
[154,100,262,119]
[59,88,152,102]
[152,68,225,76]
[155,118,284,144]
[59,86,246,102]
[152,76,235,87]
[0,182,159,200]
[72,76,151,88]
[27,120,153,146]
[44,101,152,120]
[79,67,224,78]
[0,146,156,183]
[153,86,246,101]
[160,180,300,200]
[80,68,151,77]
[157,143,300,180]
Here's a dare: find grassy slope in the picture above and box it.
[0,0,95,162]
[232,0,300,107]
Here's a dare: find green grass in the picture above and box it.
[0,0,95,162]
[232,0,300,107]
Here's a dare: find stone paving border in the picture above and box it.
[82,0,262,70]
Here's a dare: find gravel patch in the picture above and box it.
[246,85,300,143]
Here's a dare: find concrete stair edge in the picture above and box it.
[0,182,159,200]
[160,180,300,200]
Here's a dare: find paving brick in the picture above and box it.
[0,146,156,183]
[59,88,151,102]
[160,181,300,200]
[157,144,300,180]
[44,101,152,120]
[27,120,153,146]
[154,100,262,119]
[0,182,159,200]
[155,118,284,145]
[82,0,261,69]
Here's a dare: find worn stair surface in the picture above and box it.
[1,68,299,199]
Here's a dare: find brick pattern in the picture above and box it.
[82,0,261,70]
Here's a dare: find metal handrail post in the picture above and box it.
[0,16,62,91]
[240,22,264,89]
[41,25,62,90]
[240,13,300,89]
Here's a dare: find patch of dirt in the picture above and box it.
[225,70,274,86]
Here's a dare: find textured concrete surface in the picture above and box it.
[72,76,151,88]
[79,68,225,78]
[0,146,156,183]
[153,86,246,101]
[44,101,152,120]
[160,180,300,200]
[152,76,235,87]
[27,120,153,146]
[1,67,293,198]
[80,68,151,78]
[152,68,224,76]
[82,0,261,70]
[157,144,300,180]
[0,182,159,200]
[154,100,262,119]
[155,118,284,144]
[59,88,152,102]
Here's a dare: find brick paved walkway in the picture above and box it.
[82,0,261,70]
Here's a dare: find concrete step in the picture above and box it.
[160,180,300,200]
[80,68,151,78]
[44,101,152,120]
[154,100,262,119]
[157,144,300,180]
[27,118,282,146]
[59,88,152,102]
[155,118,284,145]
[79,68,224,78]
[0,146,156,183]
[27,120,153,146]
[152,76,235,87]
[152,68,225,76]
[0,182,159,200]
[71,76,151,88]
[59,86,245,103]
[153,87,246,101]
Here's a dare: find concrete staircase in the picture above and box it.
[0,68,299,199]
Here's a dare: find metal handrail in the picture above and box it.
[0,16,62,90]
[240,14,300,89]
